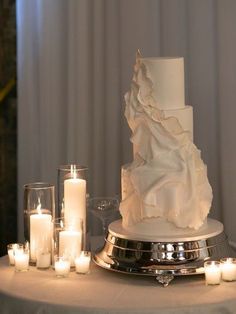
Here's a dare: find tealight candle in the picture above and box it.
[54,257,70,277]
[220,258,236,281]
[7,243,23,266]
[14,249,29,272]
[75,251,91,274]
[204,261,221,285]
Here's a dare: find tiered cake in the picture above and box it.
[120,52,212,233]
[94,52,232,282]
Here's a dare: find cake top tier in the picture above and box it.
[140,56,185,110]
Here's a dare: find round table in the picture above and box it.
[0,255,236,314]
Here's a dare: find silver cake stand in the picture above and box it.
[93,219,235,286]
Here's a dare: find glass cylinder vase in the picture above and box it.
[53,217,83,269]
[24,182,55,264]
[58,165,88,249]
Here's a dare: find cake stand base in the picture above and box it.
[93,219,235,286]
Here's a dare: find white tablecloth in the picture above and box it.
[1,255,236,314]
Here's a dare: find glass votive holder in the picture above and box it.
[58,165,88,249]
[204,261,221,285]
[54,256,70,278]
[36,249,51,270]
[53,218,83,269]
[24,182,55,264]
[7,243,24,266]
[14,246,29,272]
[75,251,91,274]
[220,258,236,282]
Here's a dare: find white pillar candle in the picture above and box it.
[36,251,51,269]
[221,258,236,281]
[204,261,221,285]
[59,230,82,267]
[64,177,86,231]
[30,213,52,262]
[75,251,91,274]
[55,258,70,277]
[15,251,29,272]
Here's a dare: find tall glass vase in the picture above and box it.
[58,165,88,250]
[24,182,55,264]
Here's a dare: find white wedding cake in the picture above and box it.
[118,51,215,238]
[95,52,229,276]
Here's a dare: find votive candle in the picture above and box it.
[75,251,91,274]
[14,249,29,272]
[7,243,23,266]
[204,261,221,285]
[55,257,70,277]
[220,258,236,281]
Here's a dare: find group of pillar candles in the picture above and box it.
[204,258,236,285]
[7,165,91,277]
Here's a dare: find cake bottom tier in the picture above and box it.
[94,219,235,276]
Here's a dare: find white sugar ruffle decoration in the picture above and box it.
[120,51,212,230]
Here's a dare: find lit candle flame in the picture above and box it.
[70,164,77,179]
[37,198,42,214]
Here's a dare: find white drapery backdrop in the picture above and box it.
[17,0,236,245]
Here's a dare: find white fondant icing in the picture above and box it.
[109,218,223,242]
[141,57,185,110]
[120,52,213,230]
[163,105,193,141]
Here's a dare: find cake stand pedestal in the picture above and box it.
[93,219,235,286]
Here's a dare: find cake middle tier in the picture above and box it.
[163,105,193,140]
[132,105,193,157]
